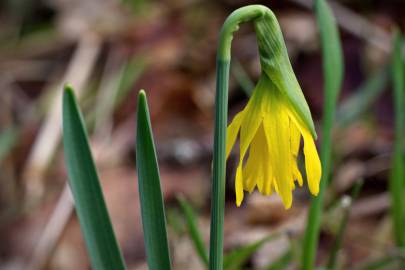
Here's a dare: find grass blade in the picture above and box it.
[115,56,147,108]
[326,180,363,270]
[301,0,344,269]
[62,85,126,270]
[231,59,255,96]
[353,255,401,270]
[389,31,405,248]
[337,67,388,127]
[223,234,280,270]
[177,196,209,267]
[136,90,172,270]
[264,249,292,270]
[0,126,18,163]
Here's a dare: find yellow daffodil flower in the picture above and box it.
[224,7,322,209]
[226,74,321,209]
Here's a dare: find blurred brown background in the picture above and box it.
[0,0,404,269]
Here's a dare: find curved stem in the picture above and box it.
[209,5,268,270]
[217,5,267,61]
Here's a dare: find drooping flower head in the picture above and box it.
[226,8,321,209]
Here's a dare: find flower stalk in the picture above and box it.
[210,7,266,269]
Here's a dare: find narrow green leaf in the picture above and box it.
[177,196,209,267]
[353,255,400,270]
[302,0,344,269]
[166,207,184,235]
[121,0,146,15]
[327,180,363,270]
[62,85,126,270]
[264,248,292,270]
[136,90,172,270]
[389,31,405,248]
[0,126,18,163]
[316,0,344,107]
[115,56,147,108]
[231,59,255,96]
[223,234,280,270]
[337,67,388,127]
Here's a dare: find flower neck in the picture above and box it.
[217,5,268,61]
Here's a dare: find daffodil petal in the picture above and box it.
[290,119,303,186]
[244,123,272,194]
[235,165,244,206]
[293,166,303,187]
[243,150,259,193]
[302,128,322,195]
[263,114,292,209]
[236,103,262,206]
[239,108,262,159]
[290,119,301,156]
[258,124,273,195]
[226,112,244,159]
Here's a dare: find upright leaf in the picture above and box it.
[264,249,292,270]
[390,31,405,248]
[136,90,171,270]
[0,126,18,163]
[337,67,388,127]
[327,180,363,270]
[316,0,344,108]
[223,234,280,270]
[178,196,209,267]
[62,85,126,270]
[301,0,344,269]
[353,255,401,270]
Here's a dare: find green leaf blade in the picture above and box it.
[178,196,209,266]
[326,180,363,270]
[316,0,344,107]
[264,248,292,270]
[301,0,344,269]
[0,126,18,163]
[136,90,172,270]
[62,85,126,270]
[337,67,388,127]
[223,234,280,270]
[390,31,405,248]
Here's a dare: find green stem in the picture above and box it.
[217,5,267,61]
[390,31,405,248]
[209,58,228,270]
[209,5,267,270]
